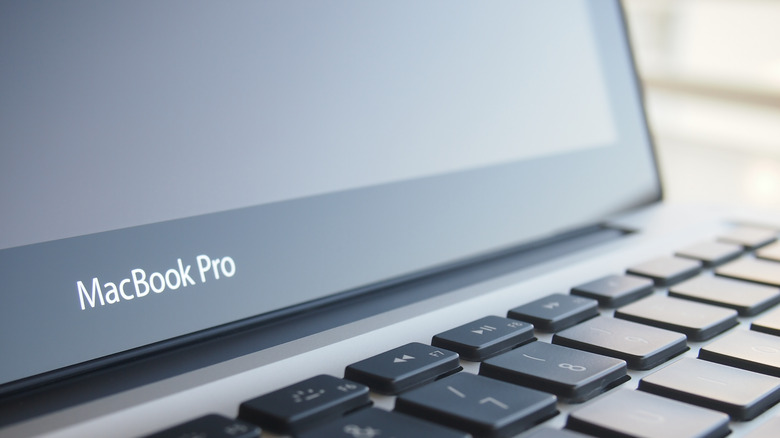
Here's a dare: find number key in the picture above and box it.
[552,316,688,370]
[395,372,557,438]
[480,342,627,402]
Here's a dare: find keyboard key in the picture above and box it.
[752,306,780,337]
[717,258,780,287]
[296,407,469,438]
[670,275,780,317]
[744,415,780,437]
[145,414,260,438]
[345,342,461,394]
[395,372,557,438]
[638,358,780,421]
[757,241,780,263]
[626,256,702,286]
[614,294,738,341]
[508,293,598,332]
[552,316,688,370]
[675,241,743,266]
[570,274,653,308]
[480,341,627,402]
[525,427,593,438]
[699,330,780,377]
[718,226,777,250]
[237,374,370,435]
[566,389,730,438]
[432,315,534,361]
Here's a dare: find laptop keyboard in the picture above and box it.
[145,226,780,438]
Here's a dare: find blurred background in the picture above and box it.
[622,0,780,209]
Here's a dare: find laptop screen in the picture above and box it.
[0,1,659,389]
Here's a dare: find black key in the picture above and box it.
[508,293,598,332]
[296,407,469,438]
[638,358,780,421]
[699,330,780,377]
[626,256,702,286]
[432,315,534,361]
[395,372,557,438]
[716,258,780,287]
[237,374,370,434]
[566,389,730,438]
[525,427,593,438]
[614,294,738,341]
[570,274,653,308]
[480,341,627,403]
[675,241,743,266]
[552,316,688,370]
[757,241,780,262]
[670,275,780,316]
[345,342,461,394]
[718,226,777,250]
[752,306,780,336]
[144,414,260,438]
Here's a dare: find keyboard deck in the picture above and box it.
[146,225,780,438]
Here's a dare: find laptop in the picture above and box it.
[2,1,780,437]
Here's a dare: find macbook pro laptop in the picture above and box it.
[2,1,780,437]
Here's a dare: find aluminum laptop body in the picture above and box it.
[2,2,780,437]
